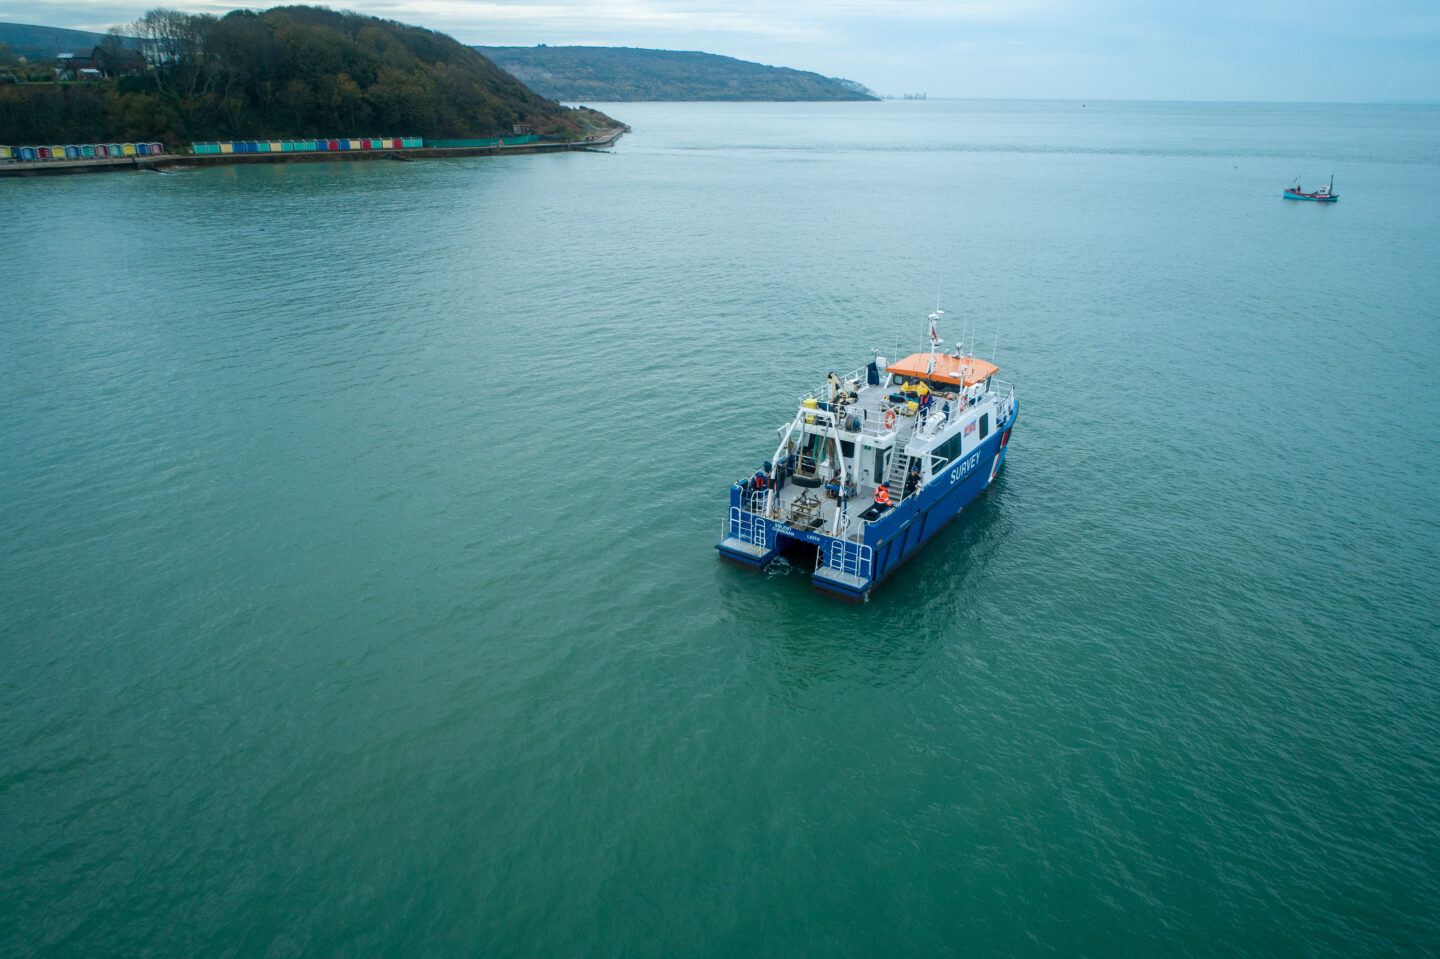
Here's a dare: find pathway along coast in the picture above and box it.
[0,127,627,178]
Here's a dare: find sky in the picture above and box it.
[5,0,1438,100]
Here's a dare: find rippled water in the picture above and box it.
[3,101,1439,955]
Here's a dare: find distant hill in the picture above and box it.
[0,22,120,58]
[474,46,878,102]
[0,7,620,146]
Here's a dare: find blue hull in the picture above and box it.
[717,400,1019,601]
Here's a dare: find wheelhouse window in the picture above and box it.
[935,432,962,464]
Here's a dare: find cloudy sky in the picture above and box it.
[7,0,1438,100]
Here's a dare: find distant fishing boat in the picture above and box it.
[1284,174,1338,202]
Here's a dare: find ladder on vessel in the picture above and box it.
[729,504,768,547]
[884,451,914,503]
[819,536,873,580]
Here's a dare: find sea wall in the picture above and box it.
[0,129,624,177]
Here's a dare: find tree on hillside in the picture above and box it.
[0,4,616,144]
[97,28,128,78]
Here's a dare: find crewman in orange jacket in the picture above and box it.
[874,483,891,507]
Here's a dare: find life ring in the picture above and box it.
[884,408,897,429]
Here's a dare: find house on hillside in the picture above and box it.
[55,45,146,80]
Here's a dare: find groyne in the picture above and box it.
[0,127,625,177]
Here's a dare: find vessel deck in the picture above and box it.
[756,378,974,537]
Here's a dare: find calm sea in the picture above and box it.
[3,100,1439,956]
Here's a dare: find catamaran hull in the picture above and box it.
[717,401,1019,601]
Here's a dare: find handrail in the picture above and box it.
[799,364,871,403]
[817,537,872,579]
[855,411,904,439]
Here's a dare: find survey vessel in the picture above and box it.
[717,313,1018,601]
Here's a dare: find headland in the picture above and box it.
[0,5,623,177]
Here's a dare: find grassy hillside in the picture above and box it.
[0,7,619,145]
[474,46,877,102]
[0,22,115,58]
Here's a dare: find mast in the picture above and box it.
[926,310,942,376]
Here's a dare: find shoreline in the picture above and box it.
[0,127,626,178]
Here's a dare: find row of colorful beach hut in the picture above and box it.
[191,137,423,155]
[2,134,549,163]
[2,143,165,162]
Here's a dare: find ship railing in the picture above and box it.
[796,405,843,428]
[810,404,889,439]
[990,381,1016,423]
[855,409,915,439]
[727,504,767,547]
[817,535,873,580]
[791,394,927,443]
[732,487,769,516]
[825,505,872,543]
[799,364,871,404]
[831,404,927,442]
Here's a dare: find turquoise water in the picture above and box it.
[3,100,1439,955]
